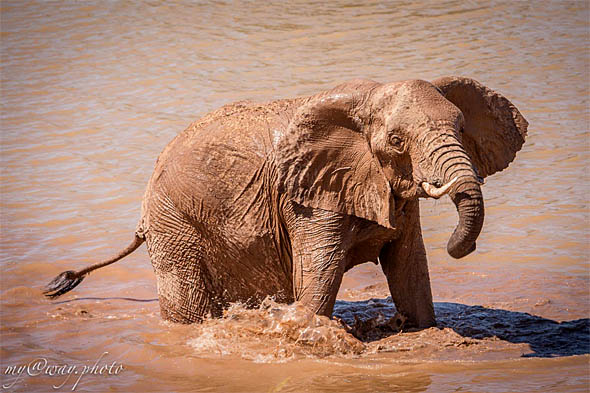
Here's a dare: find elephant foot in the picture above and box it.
[342,311,408,341]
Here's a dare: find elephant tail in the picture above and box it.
[43,235,145,299]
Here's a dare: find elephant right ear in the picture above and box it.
[432,76,528,178]
[276,93,396,229]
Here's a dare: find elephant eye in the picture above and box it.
[389,134,405,153]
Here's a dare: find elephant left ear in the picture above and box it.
[275,92,396,229]
[432,76,528,178]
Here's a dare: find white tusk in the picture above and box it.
[421,176,458,199]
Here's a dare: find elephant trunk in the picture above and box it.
[446,174,484,259]
[429,140,484,259]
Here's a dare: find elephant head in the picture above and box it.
[277,77,527,259]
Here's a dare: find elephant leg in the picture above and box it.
[145,196,221,323]
[286,203,348,317]
[379,200,436,328]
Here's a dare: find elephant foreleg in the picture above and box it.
[287,203,348,317]
[379,200,436,328]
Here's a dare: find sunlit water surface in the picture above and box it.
[1,1,588,392]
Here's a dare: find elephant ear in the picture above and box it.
[276,92,395,229]
[432,76,528,178]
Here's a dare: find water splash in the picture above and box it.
[187,298,365,362]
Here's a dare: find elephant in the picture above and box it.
[45,76,528,329]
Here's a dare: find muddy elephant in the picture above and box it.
[45,77,527,328]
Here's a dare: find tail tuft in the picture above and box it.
[43,270,85,299]
[43,235,144,299]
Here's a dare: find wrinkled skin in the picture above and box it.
[46,77,527,328]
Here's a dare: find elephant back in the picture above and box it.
[140,99,299,236]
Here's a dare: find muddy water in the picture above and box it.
[1,1,588,392]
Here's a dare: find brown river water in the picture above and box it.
[1,1,589,392]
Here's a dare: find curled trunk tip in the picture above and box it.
[446,178,484,259]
